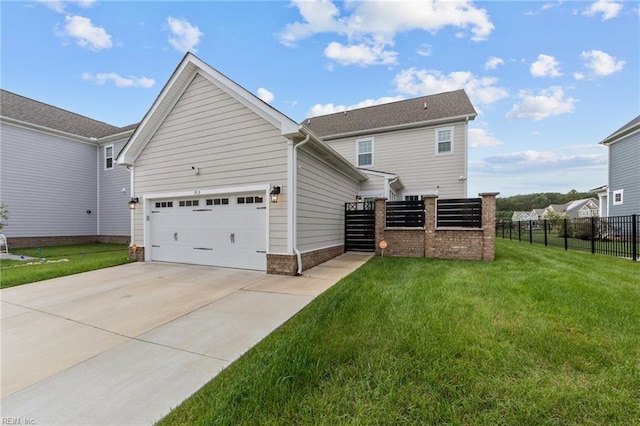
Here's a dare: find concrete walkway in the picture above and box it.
[0,252,372,425]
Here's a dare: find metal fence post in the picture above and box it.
[633,214,637,262]
[529,220,533,244]
[590,216,595,254]
[563,219,568,251]
[544,219,548,247]
[518,221,521,242]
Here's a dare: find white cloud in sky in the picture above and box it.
[530,54,563,77]
[82,72,155,88]
[417,43,432,57]
[167,17,203,52]
[506,86,577,121]
[468,123,503,148]
[484,56,504,70]
[257,87,275,103]
[38,0,96,13]
[583,0,623,20]
[279,0,494,66]
[59,15,112,50]
[394,68,509,106]
[307,96,404,118]
[580,50,625,76]
[324,42,398,66]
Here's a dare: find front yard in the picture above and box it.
[0,243,132,289]
[159,239,640,425]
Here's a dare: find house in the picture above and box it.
[1,53,477,274]
[564,198,599,219]
[0,90,135,248]
[305,89,476,200]
[596,115,640,217]
[511,211,530,221]
[529,208,546,221]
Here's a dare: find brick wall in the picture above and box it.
[7,235,98,249]
[128,245,145,262]
[434,229,484,260]
[384,229,425,257]
[98,235,130,245]
[267,245,345,275]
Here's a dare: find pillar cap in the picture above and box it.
[479,192,500,197]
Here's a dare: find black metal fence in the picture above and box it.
[345,202,375,252]
[386,200,425,228]
[496,214,639,261]
[437,198,482,228]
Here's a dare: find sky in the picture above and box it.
[1,0,638,197]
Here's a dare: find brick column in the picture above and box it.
[480,192,500,260]
[423,194,438,258]
[374,198,386,256]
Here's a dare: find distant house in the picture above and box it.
[595,115,640,217]
[511,211,530,221]
[0,90,135,247]
[529,208,546,220]
[564,198,599,219]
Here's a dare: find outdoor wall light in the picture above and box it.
[270,186,281,203]
[128,197,140,209]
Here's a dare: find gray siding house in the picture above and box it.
[0,90,135,247]
[598,115,640,217]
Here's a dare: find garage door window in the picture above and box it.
[207,198,229,206]
[155,201,173,208]
[237,196,264,204]
[179,200,199,207]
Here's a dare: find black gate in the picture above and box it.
[345,202,375,252]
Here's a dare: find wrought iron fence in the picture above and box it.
[496,214,639,261]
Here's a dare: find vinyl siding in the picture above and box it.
[98,139,131,236]
[0,123,97,237]
[357,174,386,197]
[133,74,288,252]
[296,147,359,252]
[608,133,640,216]
[324,123,468,198]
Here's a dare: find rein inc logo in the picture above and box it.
[2,419,35,425]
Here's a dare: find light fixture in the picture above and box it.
[128,197,139,209]
[270,186,281,203]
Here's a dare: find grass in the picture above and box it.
[158,239,640,425]
[0,243,132,289]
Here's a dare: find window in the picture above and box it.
[105,145,114,170]
[613,189,624,206]
[405,195,420,201]
[237,196,263,205]
[179,200,199,207]
[207,198,229,206]
[154,201,173,208]
[356,138,374,167]
[435,127,453,155]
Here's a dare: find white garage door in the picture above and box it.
[149,194,266,271]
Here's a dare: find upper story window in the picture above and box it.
[613,189,624,205]
[105,144,114,170]
[405,195,420,201]
[435,127,454,155]
[356,138,374,167]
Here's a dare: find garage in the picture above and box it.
[148,193,267,271]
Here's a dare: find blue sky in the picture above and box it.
[2,0,638,197]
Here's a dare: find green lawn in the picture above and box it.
[159,239,640,425]
[0,243,132,289]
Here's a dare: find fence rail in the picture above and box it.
[496,214,639,261]
[438,198,482,228]
[386,200,425,228]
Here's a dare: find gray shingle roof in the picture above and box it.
[601,114,640,145]
[0,89,137,139]
[303,89,476,138]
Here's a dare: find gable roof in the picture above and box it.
[117,52,300,166]
[0,89,135,140]
[303,89,477,139]
[600,114,640,145]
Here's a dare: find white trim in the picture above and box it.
[612,189,624,206]
[96,147,100,235]
[142,184,270,201]
[435,126,454,156]
[104,144,114,170]
[356,137,374,167]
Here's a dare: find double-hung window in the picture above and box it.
[105,144,114,170]
[435,127,453,155]
[613,189,624,205]
[357,138,374,167]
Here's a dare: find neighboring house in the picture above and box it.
[597,115,640,217]
[0,90,135,247]
[564,198,599,219]
[590,184,608,217]
[305,89,476,200]
[529,208,546,221]
[511,211,530,221]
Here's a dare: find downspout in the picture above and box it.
[126,165,135,247]
[464,116,469,198]
[386,175,399,200]
[292,133,311,275]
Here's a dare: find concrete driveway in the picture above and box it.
[0,253,371,425]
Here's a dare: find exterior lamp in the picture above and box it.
[128,197,139,209]
[270,186,281,203]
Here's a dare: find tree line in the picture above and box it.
[496,190,597,221]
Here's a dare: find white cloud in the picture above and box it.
[484,56,504,70]
[506,86,577,121]
[530,54,563,78]
[324,41,398,66]
[167,17,203,52]
[573,72,586,81]
[394,68,509,106]
[59,15,112,50]
[81,72,155,88]
[257,87,275,103]
[580,50,625,76]
[307,96,404,118]
[417,43,432,57]
[583,0,623,20]
[279,0,494,66]
[468,123,503,148]
[38,0,95,13]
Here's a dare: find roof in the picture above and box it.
[600,114,640,145]
[303,89,477,139]
[0,89,136,139]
